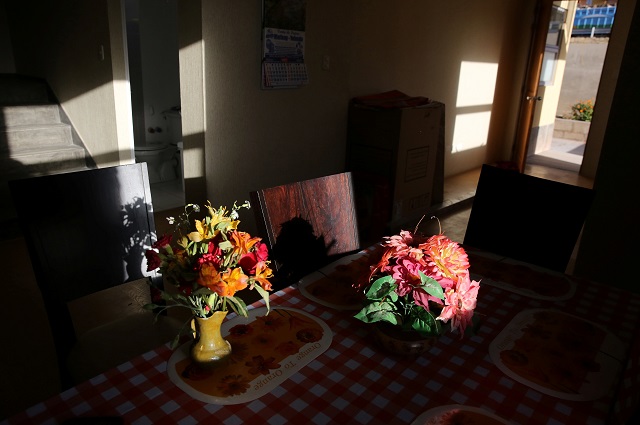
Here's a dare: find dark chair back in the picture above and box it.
[463,164,595,273]
[9,163,174,388]
[250,172,360,287]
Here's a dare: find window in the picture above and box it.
[540,5,567,86]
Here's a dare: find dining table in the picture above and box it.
[2,244,640,425]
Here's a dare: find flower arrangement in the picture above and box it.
[144,201,273,337]
[354,221,480,338]
[570,99,594,122]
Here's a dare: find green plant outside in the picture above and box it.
[571,99,594,122]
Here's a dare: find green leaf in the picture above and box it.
[253,284,271,313]
[170,333,181,350]
[366,276,397,300]
[218,240,233,251]
[225,296,248,317]
[354,301,398,324]
[410,307,442,336]
[418,272,445,300]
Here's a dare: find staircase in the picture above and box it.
[0,74,89,229]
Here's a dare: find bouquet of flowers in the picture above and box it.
[144,201,273,333]
[354,223,480,338]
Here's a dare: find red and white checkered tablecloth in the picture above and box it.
[3,272,640,425]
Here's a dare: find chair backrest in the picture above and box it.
[250,172,360,286]
[463,164,595,273]
[9,163,161,386]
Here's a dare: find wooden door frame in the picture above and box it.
[512,0,555,172]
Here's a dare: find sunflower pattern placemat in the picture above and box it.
[411,404,510,425]
[167,307,332,404]
[489,309,625,401]
[298,249,381,310]
[467,250,576,301]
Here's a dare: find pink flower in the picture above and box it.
[391,258,441,308]
[385,230,428,261]
[437,274,480,336]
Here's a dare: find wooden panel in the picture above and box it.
[250,172,360,284]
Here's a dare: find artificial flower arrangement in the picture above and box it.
[144,201,273,347]
[354,220,480,338]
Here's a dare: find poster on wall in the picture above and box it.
[261,0,308,89]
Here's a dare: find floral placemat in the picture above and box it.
[489,309,625,401]
[411,405,510,425]
[467,251,575,300]
[167,307,332,404]
[298,251,373,310]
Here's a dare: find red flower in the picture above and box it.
[238,242,270,274]
[152,234,172,249]
[145,249,161,271]
[197,240,223,269]
[238,252,259,274]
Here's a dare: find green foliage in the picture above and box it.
[354,274,445,337]
[571,99,594,122]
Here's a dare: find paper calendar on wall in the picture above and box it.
[261,0,308,89]
[262,28,309,89]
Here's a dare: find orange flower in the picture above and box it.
[197,263,225,294]
[143,201,273,326]
[230,230,260,257]
[221,267,249,297]
[253,261,273,291]
[421,234,469,280]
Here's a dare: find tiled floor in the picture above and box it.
[150,178,185,212]
[0,146,592,420]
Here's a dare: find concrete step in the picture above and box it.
[1,123,73,153]
[3,144,87,172]
[0,104,61,127]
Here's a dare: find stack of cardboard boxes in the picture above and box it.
[346,91,444,242]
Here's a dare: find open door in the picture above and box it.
[512,0,559,172]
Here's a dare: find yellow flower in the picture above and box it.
[205,202,239,233]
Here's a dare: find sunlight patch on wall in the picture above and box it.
[452,111,492,153]
[452,61,498,153]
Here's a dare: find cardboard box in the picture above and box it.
[347,100,445,235]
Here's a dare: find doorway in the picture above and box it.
[513,0,615,174]
[124,0,184,211]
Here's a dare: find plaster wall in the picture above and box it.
[195,0,535,235]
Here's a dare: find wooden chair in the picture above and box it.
[9,164,182,389]
[250,172,361,289]
[463,164,595,273]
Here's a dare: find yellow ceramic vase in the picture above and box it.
[191,311,232,369]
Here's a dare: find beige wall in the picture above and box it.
[191,0,535,234]
[348,0,534,176]
[199,0,355,231]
